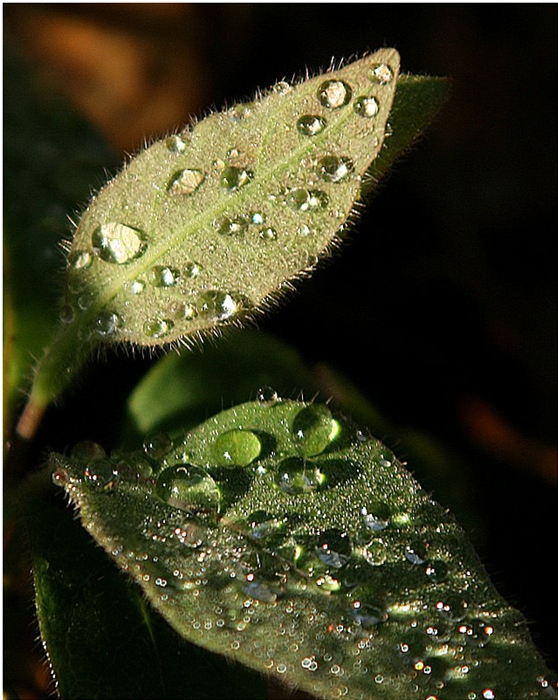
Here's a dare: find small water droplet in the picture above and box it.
[147,265,180,287]
[317,79,352,109]
[84,458,116,487]
[155,465,220,514]
[71,440,106,461]
[144,318,174,339]
[167,168,205,195]
[129,279,145,294]
[256,386,279,407]
[259,227,277,241]
[297,115,327,136]
[77,292,94,310]
[52,468,70,486]
[353,96,380,118]
[113,453,153,481]
[69,250,92,270]
[405,540,429,565]
[317,155,354,183]
[434,593,468,621]
[165,135,186,153]
[459,619,494,647]
[183,261,202,278]
[287,188,329,212]
[92,311,121,337]
[246,510,287,540]
[250,212,265,225]
[350,600,387,628]
[241,572,278,603]
[272,80,291,94]
[424,560,449,583]
[369,63,395,84]
[92,223,146,264]
[60,304,75,324]
[276,456,326,494]
[215,215,249,236]
[363,538,387,566]
[301,655,319,672]
[291,404,339,456]
[197,290,239,322]
[220,165,253,192]
[316,529,352,569]
[213,429,262,467]
[143,432,172,460]
[229,103,253,121]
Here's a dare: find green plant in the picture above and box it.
[4,41,555,700]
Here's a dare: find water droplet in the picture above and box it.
[241,572,277,603]
[424,560,449,583]
[317,155,354,183]
[291,404,339,456]
[353,96,380,118]
[360,503,390,532]
[167,168,205,195]
[184,261,202,278]
[155,465,220,514]
[287,188,329,212]
[405,540,429,565]
[350,600,387,628]
[165,135,186,153]
[434,593,468,621]
[317,79,352,109]
[144,318,174,339]
[69,250,92,270]
[147,265,180,287]
[213,429,262,467]
[363,538,387,566]
[52,468,70,486]
[71,440,106,461]
[77,292,94,310]
[259,227,277,241]
[197,290,239,322]
[256,386,279,407]
[92,311,121,337]
[301,655,319,672]
[215,215,249,236]
[316,529,352,568]
[250,212,265,225]
[173,521,204,548]
[229,103,253,121]
[60,304,75,324]
[276,457,326,494]
[481,689,496,700]
[113,453,153,481]
[272,80,291,94]
[369,63,395,84]
[220,165,253,192]
[84,458,116,488]
[246,510,287,540]
[92,223,146,264]
[458,619,494,647]
[297,115,327,136]
[143,432,172,460]
[129,279,145,294]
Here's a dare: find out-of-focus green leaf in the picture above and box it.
[51,399,555,700]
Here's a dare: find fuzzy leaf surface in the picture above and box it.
[51,400,555,700]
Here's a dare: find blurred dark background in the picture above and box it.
[4,3,556,696]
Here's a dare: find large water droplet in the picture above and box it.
[287,189,329,212]
[317,79,352,109]
[165,135,186,153]
[92,223,146,264]
[167,168,205,195]
[350,600,387,628]
[297,115,327,136]
[363,538,387,566]
[291,404,339,456]
[317,155,354,183]
[155,465,221,514]
[197,290,239,322]
[405,540,429,565]
[71,440,106,461]
[316,529,352,569]
[220,165,253,192]
[276,457,326,494]
[147,265,180,287]
[424,560,449,583]
[434,593,468,621]
[213,429,262,467]
[241,572,278,603]
[69,250,92,270]
[353,96,380,118]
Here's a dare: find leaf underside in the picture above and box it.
[51,399,555,700]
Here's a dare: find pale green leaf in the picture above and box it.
[51,399,555,700]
